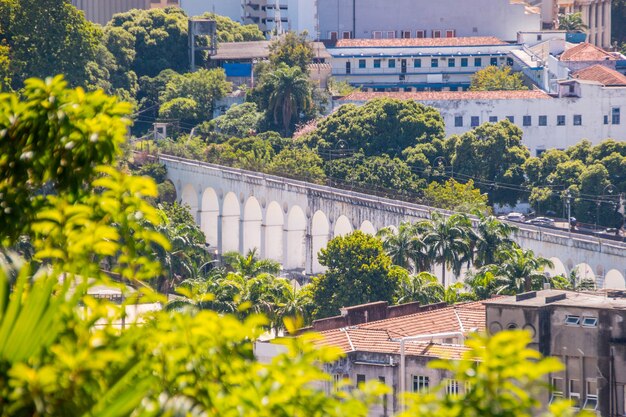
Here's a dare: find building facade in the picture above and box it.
[485,289,626,415]
[242,0,317,36]
[338,73,626,155]
[71,0,151,25]
[328,37,518,91]
[179,0,241,20]
[317,0,540,43]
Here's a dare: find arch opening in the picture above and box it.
[360,220,376,235]
[545,257,567,278]
[285,205,306,270]
[243,196,263,255]
[311,211,330,274]
[200,187,219,247]
[573,263,596,287]
[334,215,353,237]
[604,269,626,289]
[264,201,284,263]
[221,192,240,253]
[180,184,198,223]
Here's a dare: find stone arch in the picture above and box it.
[285,205,306,270]
[200,187,219,246]
[334,215,353,237]
[264,201,284,263]
[221,192,240,253]
[180,184,198,222]
[243,196,263,254]
[604,269,626,289]
[573,263,596,283]
[360,220,376,235]
[311,210,330,274]
[545,257,568,277]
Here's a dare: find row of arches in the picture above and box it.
[180,184,626,287]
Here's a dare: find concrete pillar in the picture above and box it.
[217,214,223,254]
[260,224,267,259]
[603,0,611,48]
[239,218,245,254]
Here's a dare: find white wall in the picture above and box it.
[287,0,317,36]
[180,0,241,20]
[317,0,540,42]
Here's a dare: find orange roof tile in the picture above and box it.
[572,64,626,86]
[335,37,507,48]
[560,42,616,61]
[340,90,552,102]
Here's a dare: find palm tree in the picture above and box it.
[378,223,431,273]
[223,249,281,278]
[472,215,518,267]
[487,248,554,293]
[558,12,588,31]
[395,271,444,305]
[267,64,312,135]
[419,212,472,287]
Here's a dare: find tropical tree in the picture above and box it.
[418,212,472,287]
[266,64,313,135]
[558,12,588,31]
[469,66,527,91]
[223,248,281,278]
[394,271,444,305]
[472,215,518,267]
[485,248,554,293]
[378,222,431,273]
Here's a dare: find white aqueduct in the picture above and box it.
[161,154,626,289]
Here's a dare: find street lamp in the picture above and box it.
[433,156,453,179]
[565,191,573,232]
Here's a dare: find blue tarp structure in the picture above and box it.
[224,63,252,77]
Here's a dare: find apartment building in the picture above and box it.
[71,0,180,25]
[179,0,241,20]
[485,289,626,415]
[242,0,317,36]
[328,37,518,92]
[338,69,626,155]
[317,0,540,43]
[528,0,612,48]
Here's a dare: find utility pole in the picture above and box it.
[566,191,572,232]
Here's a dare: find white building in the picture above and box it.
[338,68,626,155]
[317,0,540,43]
[328,37,519,91]
[242,0,316,37]
[179,0,241,20]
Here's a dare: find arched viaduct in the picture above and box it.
[161,154,626,289]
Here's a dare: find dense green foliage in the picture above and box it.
[424,179,490,214]
[469,66,527,91]
[558,12,588,31]
[199,12,265,43]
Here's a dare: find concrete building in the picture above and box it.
[528,0,612,48]
[317,0,540,43]
[338,71,626,156]
[179,0,241,20]
[328,37,518,92]
[485,289,626,415]
[71,0,152,25]
[149,0,180,9]
[242,0,317,37]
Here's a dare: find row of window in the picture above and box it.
[453,110,622,128]
[349,57,500,71]
[412,375,465,396]
[564,315,598,327]
[551,378,598,410]
[328,29,457,41]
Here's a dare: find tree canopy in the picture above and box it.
[469,66,527,91]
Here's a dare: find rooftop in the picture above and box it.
[212,41,330,61]
[572,64,626,86]
[340,90,552,102]
[484,289,626,310]
[314,301,486,356]
[334,37,508,48]
[560,42,616,62]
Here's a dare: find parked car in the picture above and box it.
[497,212,525,222]
[525,217,555,226]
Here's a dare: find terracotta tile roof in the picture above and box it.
[340,90,552,102]
[572,64,626,86]
[335,37,507,48]
[560,42,616,61]
[315,301,486,357]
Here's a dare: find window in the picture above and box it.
[388,59,396,68]
[570,379,581,408]
[386,31,396,39]
[474,57,482,67]
[342,31,351,39]
[446,379,460,396]
[461,57,468,67]
[374,59,381,68]
[582,317,598,327]
[448,58,455,67]
[604,115,609,125]
[416,30,425,38]
[471,116,480,127]
[573,114,582,125]
[612,107,621,125]
[412,375,429,393]
[550,377,564,404]
[345,61,351,74]
[506,116,514,123]
[489,116,498,123]
[557,115,566,126]
[432,30,442,38]
[431,58,439,68]
[402,30,411,38]
[379,376,387,415]
[332,374,342,392]
[583,379,598,410]
[356,374,365,387]
[537,34,543,41]
[539,115,547,126]
[358,59,366,69]
[329,31,338,41]
[446,30,455,38]
[372,31,383,39]
[565,315,581,326]
[490,57,498,66]
[414,58,422,68]
[455,116,463,127]
[523,115,531,126]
